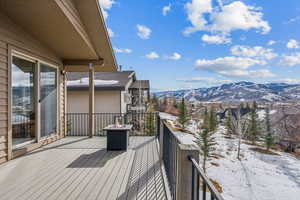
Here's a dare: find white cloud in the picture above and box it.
[195,56,274,78]
[163,4,171,16]
[136,25,151,40]
[184,0,270,41]
[277,78,300,84]
[99,0,115,19]
[280,52,300,67]
[166,52,182,60]
[183,0,213,36]
[114,48,132,54]
[230,45,278,60]
[201,34,231,44]
[177,77,232,84]
[218,69,275,78]
[107,28,115,37]
[146,51,159,59]
[210,1,271,34]
[267,40,276,46]
[286,16,300,24]
[286,39,299,49]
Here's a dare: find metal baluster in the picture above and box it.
[211,192,215,200]
[203,183,207,200]
[197,173,200,200]
[192,165,195,200]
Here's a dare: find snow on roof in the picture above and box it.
[67,78,119,86]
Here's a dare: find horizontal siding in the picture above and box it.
[0,47,7,56]
[0,41,7,163]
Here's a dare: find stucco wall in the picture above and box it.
[67,90,123,113]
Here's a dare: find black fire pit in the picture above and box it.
[103,125,133,151]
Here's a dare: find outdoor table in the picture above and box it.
[103,125,132,151]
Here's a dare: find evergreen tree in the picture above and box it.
[225,110,233,137]
[151,94,159,111]
[145,111,156,135]
[248,105,260,144]
[246,103,250,110]
[208,107,217,131]
[194,128,217,172]
[178,98,189,129]
[202,108,209,130]
[253,101,258,110]
[240,102,245,109]
[264,107,275,150]
[173,98,178,109]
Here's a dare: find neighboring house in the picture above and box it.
[67,71,150,114]
[128,80,150,112]
[67,71,135,114]
[0,0,117,164]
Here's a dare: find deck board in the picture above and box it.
[0,136,168,200]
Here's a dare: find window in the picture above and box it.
[40,63,57,137]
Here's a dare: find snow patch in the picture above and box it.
[67,78,119,86]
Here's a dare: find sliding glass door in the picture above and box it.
[11,56,36,148]
[40,63,58,138]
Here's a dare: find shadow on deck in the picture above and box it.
[0,136,168,200]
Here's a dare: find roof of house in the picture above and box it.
[129,80,150,90]
[67,71,135,91]
[0,0,117,72]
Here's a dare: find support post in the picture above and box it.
[89,63,94,138]
[159,118,164,160]
[147,89,150,103]
[176,144,199,200]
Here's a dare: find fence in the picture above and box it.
[66,112,158,136]
[189,156,225,200]
[158,117,224,200]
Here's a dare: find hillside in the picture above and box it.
[155,82,300,102]
[160,113,300,200]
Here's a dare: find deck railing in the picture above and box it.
[66,112,158,136]
[189,156,225,200]
[158,116,224,200]
[161,119,180,199]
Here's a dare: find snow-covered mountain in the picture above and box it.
[155,81,300,102]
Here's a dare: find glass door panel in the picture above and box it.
[40,63,57,138]
[12,56,36,148]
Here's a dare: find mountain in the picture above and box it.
[154,81,300,102]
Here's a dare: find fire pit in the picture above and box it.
[103,124,133,151]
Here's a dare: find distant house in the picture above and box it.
[67,71,150,113]
[217,107,252,120]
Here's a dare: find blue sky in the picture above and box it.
[100,0,300,91]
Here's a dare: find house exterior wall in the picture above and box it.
[67,90,122,113]
[0,12,66,164]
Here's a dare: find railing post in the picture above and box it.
[159,118,164,160]
[176,144,199,200]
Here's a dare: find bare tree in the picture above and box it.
[275,105,299,152]
[230,110,249,160]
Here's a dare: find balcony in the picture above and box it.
[0,136,168,200]
[0,113,224,200]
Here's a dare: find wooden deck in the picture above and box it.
[0,137,168,200]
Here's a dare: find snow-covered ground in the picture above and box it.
[257,109,277,120]
[208,126,300,200]
[162,113,300,200]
